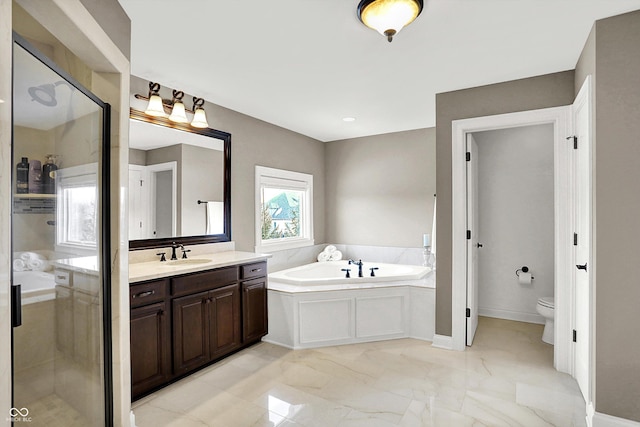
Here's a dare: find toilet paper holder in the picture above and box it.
[515,266,534,280]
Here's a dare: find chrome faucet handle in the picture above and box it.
[156,252,166,262]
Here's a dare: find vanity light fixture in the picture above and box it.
[190,98,209,128]
[143,82,165,116]
[136,81,210,128]
[168,90,189,123]
[357,0,423,42]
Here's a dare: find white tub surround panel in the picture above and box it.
[265,262,435,349]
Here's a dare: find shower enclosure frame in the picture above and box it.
[10,32,113,426]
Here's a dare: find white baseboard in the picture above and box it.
[431,334,453,350]
[590,409,640,427]
[479,307,545,325]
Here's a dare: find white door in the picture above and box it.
[466,134,480,346]
[128,165,150,240]
[572,79,592,401]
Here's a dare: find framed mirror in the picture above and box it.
[128,109,231,250]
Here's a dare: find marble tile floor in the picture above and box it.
[132,317,586,426]
[17,393,89,427]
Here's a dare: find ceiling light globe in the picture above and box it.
[169,101,189,123]
[145,94,165,116]
[191,108,209,128]
[358,0,423,42]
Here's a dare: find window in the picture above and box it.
[255,166,313,252]
[56,163,99,253]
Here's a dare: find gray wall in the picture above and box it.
[325,128,436,248]
[576,10,640,421]
[435,71,575,336]
[130,76,326,252]
[474,125,555,321]
[79,0,130,59]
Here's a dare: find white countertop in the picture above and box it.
[52,256,99,275]
[129,250,271,283]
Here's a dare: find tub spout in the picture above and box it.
[349,259,364,277]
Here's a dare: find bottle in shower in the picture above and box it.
[28,159,42,193]
[42,154,58,194]
[16,157,29,194]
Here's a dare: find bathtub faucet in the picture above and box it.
[349,259,364,277]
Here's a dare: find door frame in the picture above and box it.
[451,106,573,374]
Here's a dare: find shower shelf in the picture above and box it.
[13,193,56,198]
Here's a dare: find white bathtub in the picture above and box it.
[268,260,431,291]
[13,271,56,304]
[265,261,435,349]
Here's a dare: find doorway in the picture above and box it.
[451,106,573,375]
[470,123,556,343]
[451,79,594,407]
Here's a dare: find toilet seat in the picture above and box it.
[538,297,554,309]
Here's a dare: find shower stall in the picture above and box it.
[10,33,112,426]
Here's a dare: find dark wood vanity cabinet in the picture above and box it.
[241,262,268,343]
[172,283,241,375]
[130,279,171,398]
[130,260,267,400]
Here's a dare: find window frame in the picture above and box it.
[55,163,99,255]
[255,166,314,253]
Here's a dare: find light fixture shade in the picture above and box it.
[145,94,165,116]
[191,108,209,128]
[358,0,423,42]
[169,101,189,123]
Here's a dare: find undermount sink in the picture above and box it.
[162,258,211,266]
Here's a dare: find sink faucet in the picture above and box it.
[170,242,180,260]
[349,259,364,277]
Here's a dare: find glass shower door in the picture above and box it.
[11,34,111,426]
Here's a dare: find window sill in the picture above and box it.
[255,238,315,254]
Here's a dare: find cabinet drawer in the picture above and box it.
[130,279,168,308]
[240,262,267,280]
[172,267,238,297]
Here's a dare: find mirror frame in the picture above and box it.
[128,108,231,250]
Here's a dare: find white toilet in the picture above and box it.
[536,297,555,345]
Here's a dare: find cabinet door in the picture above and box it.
[242,278,268,343]
[208,283,241,359]
[173,291,209,374]
[130,301,170,398]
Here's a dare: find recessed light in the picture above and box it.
[342,117,356,122]
[0,99,5,103]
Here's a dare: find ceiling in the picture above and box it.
[118,0,640,142]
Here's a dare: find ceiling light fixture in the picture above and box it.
[357,0,423,42]
[343,117,356,122]
[136,81,210,128]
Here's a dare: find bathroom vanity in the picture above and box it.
[129,253,268,400]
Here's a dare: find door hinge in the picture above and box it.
[466,152,471,161]
[573,329,577,343]
[466,308,471,318]
[567,135,577,149]
[573,233,578,246]
[466,230,471,240]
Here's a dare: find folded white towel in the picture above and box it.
[13,259,27,272]
[20,252,46,262]
[324,245,337,254]
[27,258,51,272]
[329,250,343,261]
[317,252,330,262]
